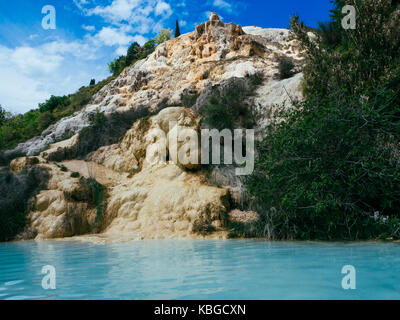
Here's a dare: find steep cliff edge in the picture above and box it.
[3,13,304,241]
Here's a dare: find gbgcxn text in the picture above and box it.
[154,304,246,317]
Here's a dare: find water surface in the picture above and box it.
[0,240,399,300]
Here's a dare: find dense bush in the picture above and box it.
[108,40,158,76]
[72,107,152,159]
[0,27,175,153]
[0,105,7,126]
[0,167,49,241]
[155,29,173,45]
[39,95,70,113]
[247,0,400,240]
[108,55,127,76]
[277,56,295,80]
[200,76,261,130]
[0,77,114,153]
[80,177,105,232]
[108,29,169,77]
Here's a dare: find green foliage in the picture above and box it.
[143,39,156,53]
[39,95,70,113]
[72,106,151,159]
[81,177,105,231]
[201,97,235,130]
[108,39,157,76]
[277,56,296,80]
[126,42,141,66]
[108,28,172,77]
[0,167,49,241]
[71,172,80,178]
[247,0,400,240]
[181,92,199,108]
[317,21,342,48]
[0,105,7,126]
[38,112,55,131]
[108,55,127,76]
[291,0,400,98]
[175,20,181,38]
[250,72,264,86]
[200,84,256,131]
[155,29,172,45]
[89,109,106,128]
[0,76,114,153]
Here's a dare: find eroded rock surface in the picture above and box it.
[4,13,305,241]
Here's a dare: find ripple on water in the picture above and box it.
[0,240,400,300]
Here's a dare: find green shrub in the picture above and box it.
[155,29,172,45]
[201,97,235,130]
[38,112,55,130]
[72,107,151,159]
[109,38,157,76]
[200,87,255,131]
[247,0,400,240]
[108,56,127,76]
[249,72,264,86]
[0,168,49,241]
[277,56,295,80]
[71,172,80,178]
[0,76,114,154]
[81,177,105,232]
[39,95,70,113]
[0,105,8,126]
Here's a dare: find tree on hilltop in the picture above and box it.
[175,20,181,38]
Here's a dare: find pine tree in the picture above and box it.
[126,42,141,66]
[0,105,6,126]
[175,20,181,38]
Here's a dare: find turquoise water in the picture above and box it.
[0,240,399,300]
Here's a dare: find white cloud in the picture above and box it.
[115,46,128,56]
[213,0,231,10]
[0,46,50,113]
[155,1,172,17]
[73,0,90,11]
[78,0,173,35]
[77,0,173,49]
[28,34,39,41]
[82,25,95,32]
[88,0,141,23]
[0,41,107,113]
[212,0,240,15]
[10,47,63,74]
[1,0,185,113]
[132,35,148,46]
[95,27,134,46]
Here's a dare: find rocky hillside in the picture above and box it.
[2,13,304,241]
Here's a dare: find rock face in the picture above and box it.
[11,158,100,240]
[4,13,304,241]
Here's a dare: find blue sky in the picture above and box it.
[0,0,333,114]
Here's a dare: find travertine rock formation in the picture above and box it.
[4,13,304,241]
